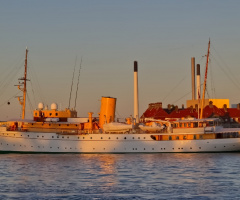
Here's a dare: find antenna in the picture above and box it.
[74,57,82,110]
[68,56,77,108]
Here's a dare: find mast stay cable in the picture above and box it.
[74,57,82,110]
[68,56,77,109]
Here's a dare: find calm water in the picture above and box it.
[0,153,240,200]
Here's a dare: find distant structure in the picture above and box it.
[141,101,240,125]
[141,55,240,126]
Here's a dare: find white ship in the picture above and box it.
[1,44,240,153]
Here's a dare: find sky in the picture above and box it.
[1,0,240,121]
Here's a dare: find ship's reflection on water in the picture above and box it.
[0,153,240,199]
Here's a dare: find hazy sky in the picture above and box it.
[1,0,240,121]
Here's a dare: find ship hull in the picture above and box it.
[1,131,240,153]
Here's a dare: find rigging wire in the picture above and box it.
[68,56,77,109]
[74,57,82,110]
[211,54,240,91]
[208,59,216,98]
[0,52,24,86]
[27,57,46,104]
[29,80,37,108]
[211,43,240,86]
[0,91,21,108]
[0,60,25,99]
[26,92,34,116]
[161,76,187,102]
[172,90,192,105]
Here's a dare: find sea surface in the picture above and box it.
[0,153,239,200]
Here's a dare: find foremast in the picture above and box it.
[16,47,29,119]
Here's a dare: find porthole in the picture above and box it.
[138,137,140,139]
[108,137,111,139]
[101,137,103,139]
[152,148,154,150]
[90,137,92,139]
[199,147,201,149]
[57,136,59,138]
[83,137,85,139]
[62,136,64,139]
[116,137,118,139]
[124,137,126,139]
[78,137,80,139]
[52,136,54,138]
[132,137,134,139]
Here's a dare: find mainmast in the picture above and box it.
[16,47,29,119]
[200,39,210,119]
